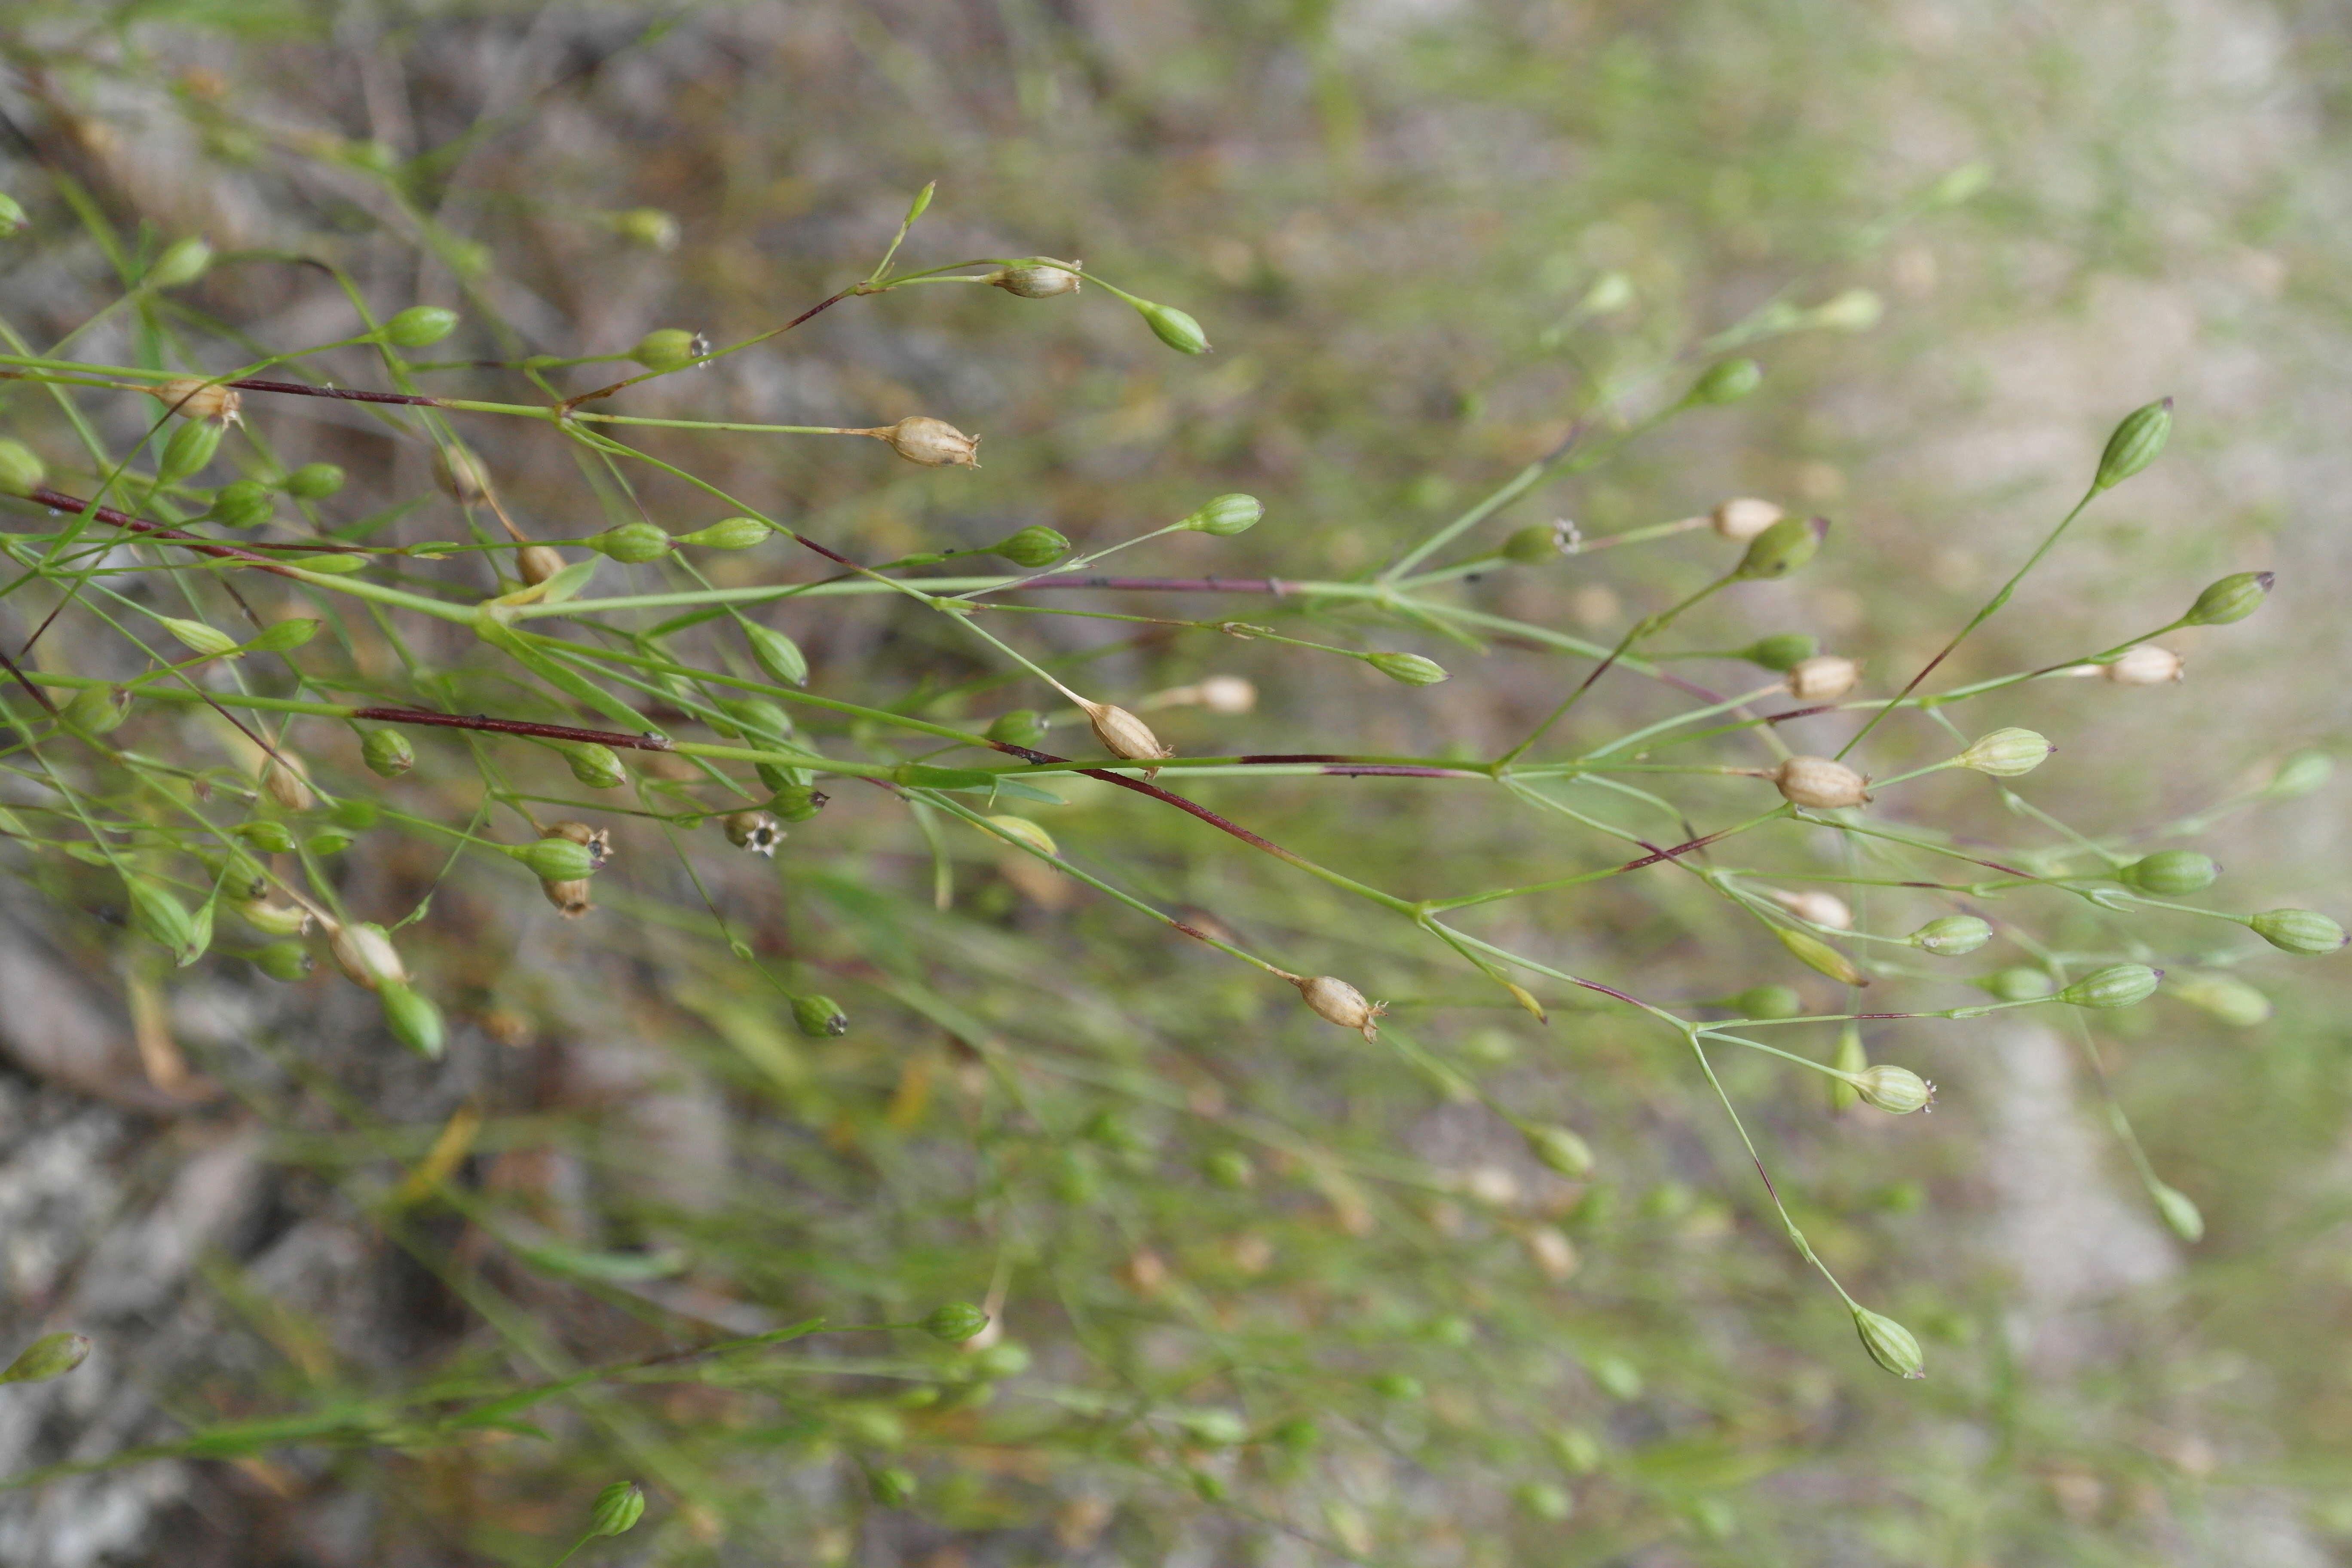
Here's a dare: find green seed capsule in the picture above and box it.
[147,236,213,289]
[1133,298,1209,354]
[2183,570,2273,626]
[2268,750,2332,798]
[2248,908,2348,956]
[589,522,671,564]
[985,710,1046,747]
[1741,633,1818,672]
[245,619,320,655]
[767,784,828,822]
[0,192,25,236]
[1982,965,2054,1001]
[1501,524,1565,564]
[282,462,345,499]
[362,729,415,778]
[1181,493,1263,536]
[0,1332,92,1384]
[1777,927,1864,986]
[304,830,353,856]
[1955,727,2053,777]
[718,698,793,741]
[1689,356,1763,404]
[62,685,129,735]
[236,820,297,854]
[2057,963,2162,1008]
[235,899,310,936]
[1366,651,1450,686]
[2168,971,2271,1027]
[1527,1125,1595,1178]
[1849,1065,1934,1113]
[564,744,628,789]
[379,980,446,1057]
[743,623,808,688]
[2152,1182,2204,1242]
[383,305,459,348]
[1734,983,1803,1019]
[2092,397,2172,490]
[1851,1306,1925,1379]
[2120,851,2219,896]
[0,438,46,496]
[156,417,225,483]
[868,1467,916,1508]
[155,617,238,659]
[514,838,596,882]
[793,995,849,1038]
[676,515,768,549]
[589,1481,646,1537]
[1733,514,1827,580]
[922,1302,990,1343]
[1202,1148,1254,1188]
[617,206,680,250]
[630,328,701,372]
[207,479,274,529]
[125,876,207,965]
[1910,915,1992,956]
[992,525,1070,568]
[251,940,312,982]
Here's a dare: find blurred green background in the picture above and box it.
[0,1,2348,1564]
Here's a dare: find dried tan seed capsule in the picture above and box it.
[1198,675,1257,714]
[149,377,242,424]
[723,810,784,857]
[865,416,980,468]
[516,545,566,585]
[1771,755,1871,809]
[1770,888,1853,930]
[541,820,612,870]
[540,878,593,918]
[437,445,492,504]
[1783,655,1859,701]
[1523,1226,1579,1282]
[985,259,1082,297]
[2105,644,2184,685]
[260,749,315,812]
[1079,700,1173,777]
[1292,974,1387,1041]
[1710,496,1783,542]
[235,899,313,937]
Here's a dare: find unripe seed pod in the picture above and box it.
[150,377,242,424]
[986,710,1047,747]
[383,305,458,348]
[1734,983,1802,1019]
[1829,1024,1865,1112]
[1956,727,2053,776]
[1851,1306,1925,1379]
[237,900,312,937]
[589,522,671,564]
[251,940,313,982]
[207,479,274,528]
[986,259,1081,297]
[992,526,1069,567]
[986,815,1057,856]
[2169,972,2271,1027]
[1080,701,1173,771]
[1366,651,1450,687]
[617,205,680,249]
[1133,297,1209,354]
[283,462,345,499]
[2093,396,2172,490]
[328,920,408,989]
[1204,1148,1254,1188]
[125,876,205,965]
[1810,287,1885,331]
[2120,850,2219,896]
[1689,356,1763,404]
[1910,915,1992,956]
[2183,570,2273,626]
[2152,1182,2203,1243]
[1778,927,1865,986]
[742,622,808,687]
[513,545,564,585]
[305,830,353,857]
[1849,1064,1934,1114]
[379,980,445,1057]
[766,784,829,822]
[676,515,768,549]
[1784,655,1859,701]
[756,762,812,793]
[793,995,849,1038]
[630,328,702,372]
[1983,965,2055,1001]
[1772,888,1852,929]
[438,446,492,504]
[1772,755,1870,809]
[63,685,129,734]
[869,1467,916,1508]
[261,749,315,812]
[245,619,320,655]
[361,729,414,778]
[147,236,213,288]
[2248,908,2348,956]
[540,879,593,917]
[159,616,239,659]
[1741,632,1816,671]
[1197,675,1257,713]
[922,1302,991,1342]
[236,819,297,854]
[1182,493,1263,536]
[1527,1125,1595,1178]
[723,811,784,857]
[1734,514,1827,580]
[515,838,596,882]
[564,744,628,789]
[1711,496,1784,541]
[0,192,25,235]
[871,416,980,468]
[2105,644,2184,685]
[1292,975,1387,1041]
[2268,750,2332,798]
[156,418,225,483]
[0,438,44,496]
[0,1332,92,1385]
[2058,962,2162,1008]
[718,698,793,741]
[589,1480,647,1537]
